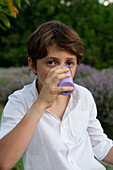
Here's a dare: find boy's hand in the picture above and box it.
[38,65,74,108]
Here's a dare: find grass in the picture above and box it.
[12,158,24,170]
[101,161,113,170]
[0,105,113,169]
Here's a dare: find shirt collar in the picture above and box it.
[71,83,80,109]
[32,79,39,100]
[62,84,80,120]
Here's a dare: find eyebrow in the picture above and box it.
[46,56,76,61]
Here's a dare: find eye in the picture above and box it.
[66,61,74,66]
[47,61,57,66]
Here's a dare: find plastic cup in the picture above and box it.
[57,65,75,96]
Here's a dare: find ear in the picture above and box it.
[28,57,37,74]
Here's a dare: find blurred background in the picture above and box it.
[0,0,113,169]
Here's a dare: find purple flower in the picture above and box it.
[76,64,113,126]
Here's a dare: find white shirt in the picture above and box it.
[0,79,112,170]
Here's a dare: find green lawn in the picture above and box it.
[12,158,24,170]
[101,161,113,170]
[0,105,113,170]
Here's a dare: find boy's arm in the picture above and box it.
[87,90,113,161]
[0,66,73,170]
[0,98,47,170]
[102,146,113,165]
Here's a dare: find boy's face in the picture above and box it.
[29,44,78,92]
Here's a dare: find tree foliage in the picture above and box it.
[0,0,34,31]
[0,0,113,69]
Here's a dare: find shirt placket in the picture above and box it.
[60,119,81,170]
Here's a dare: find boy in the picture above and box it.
[0,21,113,170]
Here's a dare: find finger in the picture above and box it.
[50,65,69,74]
[46,72,72,86]
[57,73,72,80]
[58,86,74,94]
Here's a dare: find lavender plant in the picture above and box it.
[76,65,113,137]
[75,64,99,78]
[0,65,113,137]
[0,66,36,104]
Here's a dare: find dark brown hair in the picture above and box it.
[27,20,84,68]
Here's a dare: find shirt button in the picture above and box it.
[61,123,63,127]
[67,142,70,146]
[70,160,74,165]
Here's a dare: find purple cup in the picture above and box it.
[57,65,75,96]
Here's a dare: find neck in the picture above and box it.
[52,94,70,107]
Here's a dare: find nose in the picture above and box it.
[59,64,65,66]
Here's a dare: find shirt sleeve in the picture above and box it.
[87,91,113,161]
[0,91,26,140]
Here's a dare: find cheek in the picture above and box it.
[39,67,50,81]
[43,69,49,79]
